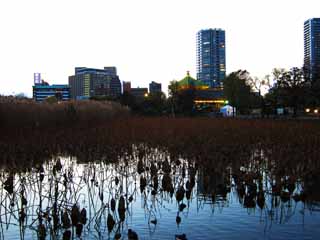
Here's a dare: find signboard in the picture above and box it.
[34,73,41,85]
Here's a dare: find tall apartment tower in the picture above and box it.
[304,18,320,82]
[197,29,226,88]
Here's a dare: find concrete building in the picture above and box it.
[304,18,320,82]
[33,74,70,102]
[149,81,162,94]
[68,67,121,100]
[123,81,131,93]
[130,87,148,98]
[197,29,226,88]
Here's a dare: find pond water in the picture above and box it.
[0,148,320,240]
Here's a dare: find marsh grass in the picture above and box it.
[0,97,129,129]
[0,102,320,238]
[0,115,319,175]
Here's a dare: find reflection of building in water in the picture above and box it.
[304,172,320,202]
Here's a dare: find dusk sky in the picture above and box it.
[0,0,319,96]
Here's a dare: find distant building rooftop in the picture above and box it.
[177,71,209,90]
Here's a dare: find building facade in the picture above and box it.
[177,72,226,112]
[149,81,162,94]
[130,88,148,98]
[69,67,121,100]
[197,29,226,88]
[123,81,131,93]
[33,82,70,102]
[304,18,320,82]
[33,73,70,102]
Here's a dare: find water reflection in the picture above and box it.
[0,146,320,239]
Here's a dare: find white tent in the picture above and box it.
[220,105,235,117]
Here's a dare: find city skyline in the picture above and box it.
[0,0,319,97]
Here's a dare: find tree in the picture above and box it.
[168,80,195,116]
[142,92,167,115]
[246,75,274,117]
[303,66,320,107]
[176,89,196,116]
[45,96,58,104]
[120,91,136,107]
[273,67,307,116]
[168,80,179,117]
[223,70,253,115]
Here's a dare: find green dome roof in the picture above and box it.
[178,71,209,89]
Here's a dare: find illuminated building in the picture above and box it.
[177,72,227,111]
[178,71,209,90]
[304,18,320,82]
[130,87,148,98]
[68,67,121,100]
[197,29,226,88]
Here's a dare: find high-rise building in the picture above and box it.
[69,67,121,99]
[304,18,320,82]
[197,29,226,88]
[149,81,162,94]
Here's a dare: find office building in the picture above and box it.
[130,87,148,98]
[69,67,121,99]
[33,74,70,102]
[304,18,320,82]
[149,81,162,94]
[197,29,226,88]
[123,81,131,93]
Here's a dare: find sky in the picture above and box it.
[0,0,319,97]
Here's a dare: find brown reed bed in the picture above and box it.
[1,114,320,238]
[0,115,319,174]
[0,96,130,129]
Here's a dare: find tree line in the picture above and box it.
[224,67,320,117]
[23,67,320,117]
[116,67,320,117]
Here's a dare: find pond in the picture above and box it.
[0,147,320,240]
